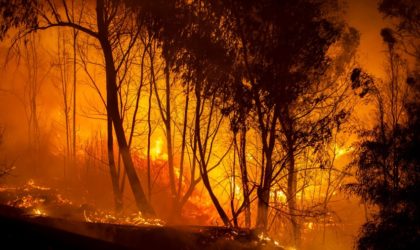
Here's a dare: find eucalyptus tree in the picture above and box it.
[0,0,154,215]
[347,1,420,248]
[127,1,354,234]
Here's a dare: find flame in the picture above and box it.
[246,153,253,160]
[32,208,47,216]
[257,232,283,248]
[152,138,163,157]
[150,137,167,160]
[229,177,242,197]
[306,222,314,230]
[334,145,353,158]
[83,210,165,226]
[25,179,50,191]
[270,190,287,203]
[258,232,272,242]
[8,195,45,208]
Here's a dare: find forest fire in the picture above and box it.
[1,179,165,227]
[0,0,419,249]
[83,210,165,227]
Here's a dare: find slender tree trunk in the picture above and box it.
[175,106,201,215]
[96,0,154,216]
[72,26,77,164]
[163,63,177,203]
[287,136,300,248]
[194,84,231,226]
[147,78,153,201]
[178,82,189,197]
[256,150,272,230]
[255,105,278,231]
[238,126,251,227]
[107,116,123,211]
[57,31,70,179]
[231,150,238,227]
[173,81,190,217]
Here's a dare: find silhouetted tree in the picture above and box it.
[181,2,347,242]
[348,4,420,245]
[0,0,154,216]
[349,70,420,250]
[129,1,352,235]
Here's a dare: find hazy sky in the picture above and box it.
[345,0,390,78]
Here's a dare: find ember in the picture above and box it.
[32,207,47,216]
[83,210,165,227]
[1,180,165,226]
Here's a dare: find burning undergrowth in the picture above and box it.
[0,179,164,227]
[83,210,165,226]
[0,179,283,249]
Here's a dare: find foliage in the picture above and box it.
[0,0,38,40]
[349,81,420,249]
[347,1,420,244]
[379,0,420,36]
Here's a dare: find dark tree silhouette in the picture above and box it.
[0,0,154,216]
[176,2,347,242]
[348,71,420,250]
[129,1,352,240]
[348,2,420,247]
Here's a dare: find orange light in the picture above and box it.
[304,222,314,230]
[151,138,166,160]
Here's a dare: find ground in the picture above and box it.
[0,181,284,249]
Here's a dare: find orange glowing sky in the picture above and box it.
[0,0,394,164]
[344,0,390,79]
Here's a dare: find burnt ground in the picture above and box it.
[0,204,283,250]
[0,182,283,249]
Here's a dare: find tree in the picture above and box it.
[347,1,420,248]
[129,1,352,234]
[54,30,72,178]
[349,66,420,250]
[187,1,346,239]
[0,126,15,178]
[0,0,154,216]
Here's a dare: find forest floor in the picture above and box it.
[0,181,282,250]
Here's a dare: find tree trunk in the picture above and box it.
[256,151,272,230]
[256,186,269,230]
[96,0,154,216]
[287,137,300,248]
[72,26,77,164]
[194,84,231,227]
[107,116,123,212]
[171,81,191,219]
[239,126,251,227]
[147,76,153,202]
[255,106,278,231]
[163,63,177,203]
[178,82,189,198]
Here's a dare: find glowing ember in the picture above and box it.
[83,210,165,227]
[55,194,73,205]
[306,222,314,230]
[25,179,50,191]
[258,232,272,242]
[257,232,284,248]
[32,208,47,216]
[7,195,45,208]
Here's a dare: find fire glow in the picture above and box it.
[0,0,417,249]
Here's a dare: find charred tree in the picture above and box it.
[95,0,154,216]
